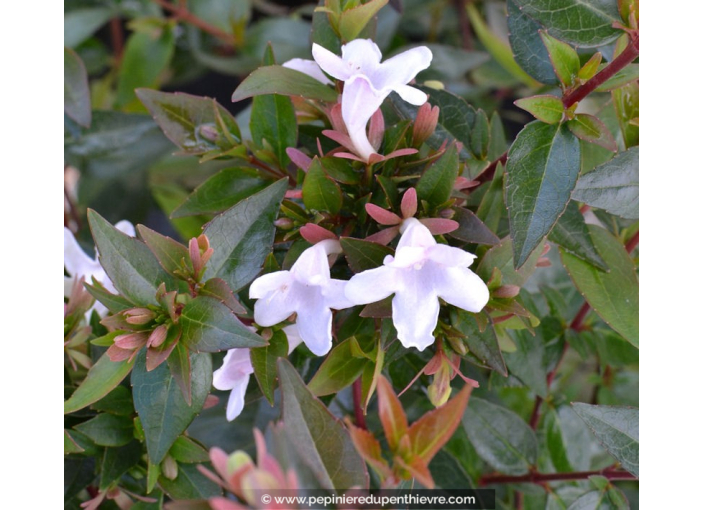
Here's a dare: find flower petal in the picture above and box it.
[282,324,303,353]
[397,218,436,250]
[282,58,332,85]
[64,227,100,278]
[321,279,355,310]
[224,374,250,421]
[340,39,382,75]
[295,292,334,356]
[434,266,490,313]
[312,43,353,81]
[345,265,398,305]
[249,271,292,299]
[290,243,331,285]
[341,75,384,160]
[213,349,254,390]
[393,84,428,105]
[372,46,432,91]
[391,272,439,351]
[426,244,477,268]
[115,220,136,237]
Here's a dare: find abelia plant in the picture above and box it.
[64,0,639,508]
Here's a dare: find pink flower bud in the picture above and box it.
[412,103,439,146]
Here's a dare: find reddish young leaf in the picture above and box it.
[347,420,393,479]
[365,203,402,225]
[397,455,435,489]
[299,223,337,244]
[377,376,409,452]
[407,383,473,464]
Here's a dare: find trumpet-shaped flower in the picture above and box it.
[345,218,489,351]
[213,326,302,421]
[64,221,135,316]
[249,239,353,356]
[282,58,332,85]
[312,39,432,161]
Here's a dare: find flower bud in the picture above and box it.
[161,455,178,480]
[114,332,149,350]
[446,336,469,356]
[493,285,520,299]
[198,124,220,143]
[412,103,440,146]
[274,217,294,230]
[427,361,453,407]
[124,307,156,325]
[147,324,168,348]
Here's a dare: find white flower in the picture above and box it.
[312,39,432,161]
[249,239,353,356]
[282,58,333,85]
[213,325,302,421]
[345,218,489,351]
[64,221,135,316]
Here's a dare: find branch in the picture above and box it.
[151,0,234,45]
[352,377,367,430]
[562,33,639,108]
[479,466,636,486]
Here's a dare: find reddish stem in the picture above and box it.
[151,0,235,45]
[454,0,473,50]
[474,151,508,185]
[480,466,636,486]
[109,18,124,63]
[562,33,639,108]
[352,377,367,430]
[570,302,592,332]
[625,231,639,254]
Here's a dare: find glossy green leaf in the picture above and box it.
[573,147,638,219]
[451,310,507,376]
[595,64,639,92]
[312,0,341,53]
[132,350,212,464]
[278,358,368,490]
[507,0,558,84]
[321,156,361,184]
[302,158,343,214]
[250,330,289,405]
[308,338,370,396]
[462,397,538,475]
[100,441,142,490]
[64,430,84,455]
[568,114,618,152]
[92,385,134,416]
[544,408,574,473]
[169,436,210,464]
[476,162,505,232]
[202,179,287,291]
[88,210,174,306]
[64,352,135,414]
[232,65,339,103]
[85,281,135,314]
[505,329,548,397]
[159,464,222,500]
[515,95,564,124]
[612,81,639,148]
[471,110,490,159]
[137,89,241,155]
[64,8,113,48]
[74,413,134,447]
[505,121,581,268]
[339,0,388,42]
[476,238,546,287]
[180,296,266,352]
[116,24,175,108]
[548,201,608,270]
[449,207,500,246]
[572,403,638,477]
[64,48,91,127]
[137,225,190,275]
[417,143,459,207]
[340,237,394,273]
[540,32,580,87]
[513,0,622,47]
[560,225,638,347]
[251,85,297,168]
[168,343,193,406]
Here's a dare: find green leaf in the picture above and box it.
[612,81,639,148]
[449,207,500,246]
[476,237,546,287]
[417,143,459,207]
[505,329,548,397]
[572,403,638,477]
[567,490,613,510]
[321,156,361,184]
[451,310,507,376]
[64,430,84,455]
[507,0,558,85]
[312,0,341,53]
[476,162,505,232]
[278,358,368,490]
[137,225,190,275]
[250,330,289,405]
[515,95,564,124]
[168,343,193,405]
[232,65,339,103]
[202,179,287,292]
[470,109,490,159]
[180,296,266,352]
[64,48,91,128]
[64,352,135,414]
[88,210,174,306]
[340,237,394,273]
[462,397,538,475]
[74,413,134,447]
[251,86,297,168]
[132,350,212,464]
[488,112,508,161]
[505,121,581,268]
[116,24,175,108]
[339,0,388,42]
[572,147,638,219]
[548,201,608,270]
[302,158,343,214]
[92,385,134,416]
[100,441,142,490]
[568,114,617,152]
[137,89,241,155]
[172,168,268,218]
[560,225,638,347]
[169,436,210,464]
[544,408,574,473]
[308,338,370,396]
[159,464,222,499]
[540,32,580,87]
[513,0,622,47]
[595,64,639,92]
[85,281,135,313]
[64,8,113,48]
